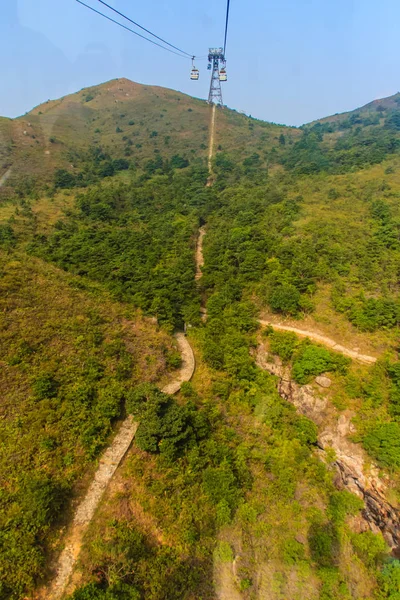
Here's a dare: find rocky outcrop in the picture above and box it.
[256,344,400,551]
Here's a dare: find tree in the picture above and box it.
[126,384,209,461]
[269,283,301,315]
[54,169,76,189]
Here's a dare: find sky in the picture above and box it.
[1,0,400,126]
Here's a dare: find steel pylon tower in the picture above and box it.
[208,47,225,105]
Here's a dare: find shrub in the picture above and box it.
[112,158,129,171]
[32,374,59,399]
[269,283,301,315]
[378,560,400,598]
[202,462,239,509]
[363,422,400,467]
[308,522,338,568]
[351,531,386,566]
[54,169,76,189]
[170,154,189,169]
[268,330,298,362]
[126,384,209,461]
[282,538,305,564]
[214,541,234,563]
[292,343,350,385]
[0,224,16,249]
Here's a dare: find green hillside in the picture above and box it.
[0,78,297,196]
[2,81,400,600]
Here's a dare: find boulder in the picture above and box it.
[315,375,332,388]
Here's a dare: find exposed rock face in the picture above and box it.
[256,344,400,551]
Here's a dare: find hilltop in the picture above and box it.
[0,78,296,194]
[310,91,400,126]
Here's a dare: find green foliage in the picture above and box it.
[31,373,59,399]
[268,330,298,362]
[0,224,16,249]
[363,422,400,467]
[126,384,209,462]
[291,343,350,385]
[54,168,76,189]
[282,538,305,565]
[202,461,239,510]
[214,541,234,563]
[327,490,363,525]
[351,531,386,566]
[170,154,189,169]
[293,415,318,445]
[70,583,140,599]
[308,522,338,568]
[31,170,209,327]
[378,560,400,599]
[269,283,301,315]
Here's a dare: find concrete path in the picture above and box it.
[42,333,195,600]
[258,320,377,365]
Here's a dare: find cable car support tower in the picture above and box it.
[207,48,226,105]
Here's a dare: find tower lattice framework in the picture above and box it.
[208,47,225,105]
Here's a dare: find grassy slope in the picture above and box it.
[0,78,298,193]
[0,250,178,596]
[2,83,400,599]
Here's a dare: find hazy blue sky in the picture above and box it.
[1,0,400,125]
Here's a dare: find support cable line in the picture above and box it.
[96,0,195,58]
[76,0,190,59]
[223,0,231,55]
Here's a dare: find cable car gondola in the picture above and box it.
[219,68,227,82]
[190,57,199,80]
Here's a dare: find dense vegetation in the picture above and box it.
[3,83,400,599]
[29,164,215,329]
[0,253,177,598]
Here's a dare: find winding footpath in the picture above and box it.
[44,333,195,600]
[41,226,385,598]
[195,225,377,365]
[198,227,399,549]
[258,321,377,365]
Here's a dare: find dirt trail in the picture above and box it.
[42,334,195,600]
[195,226,206,281]
[207,104,216,185]
[258,320,377,365]
[194,227,376,365]
[0,167,12,187]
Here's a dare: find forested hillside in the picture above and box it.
[2,80,400,600]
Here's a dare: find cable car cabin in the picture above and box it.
[207,63,212,70]
[190,68,199,80]
[219,68,227,82]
